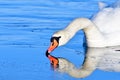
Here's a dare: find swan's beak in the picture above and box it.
[47,38,59,53]
[46,52,59,68]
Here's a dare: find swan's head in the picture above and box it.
[46,30,69,53]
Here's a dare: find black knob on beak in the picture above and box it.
[46,50,50,57]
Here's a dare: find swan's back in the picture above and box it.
[92,4,120,34]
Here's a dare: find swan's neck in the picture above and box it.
[64,18,105,47]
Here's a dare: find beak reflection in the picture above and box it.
[46,51,59,69]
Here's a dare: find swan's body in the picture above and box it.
[51,1,120,47]
[47,1,120,53]
[56,47,120,78]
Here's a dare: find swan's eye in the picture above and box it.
[50,36,61,43]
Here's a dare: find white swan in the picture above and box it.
[46,1,120,53]
[47,46,120,78]
[46,1,120,78]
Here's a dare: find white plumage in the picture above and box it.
[52,1,120,47]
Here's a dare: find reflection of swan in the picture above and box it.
[49,46,120,78]
[46,1,120,53]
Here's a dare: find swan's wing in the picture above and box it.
[105,31,120,46]
[92,7,120,34]
[92,6,120,46]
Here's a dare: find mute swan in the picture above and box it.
[46,1,120,75]
[46,1,120,54]
[46,46,120,78]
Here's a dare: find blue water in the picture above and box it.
[0,0,120,80]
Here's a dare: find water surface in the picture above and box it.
[0,0,120,80]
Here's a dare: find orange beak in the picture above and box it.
[47,38,59,53]
[46,37,60,68]
[48,55,59,68]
